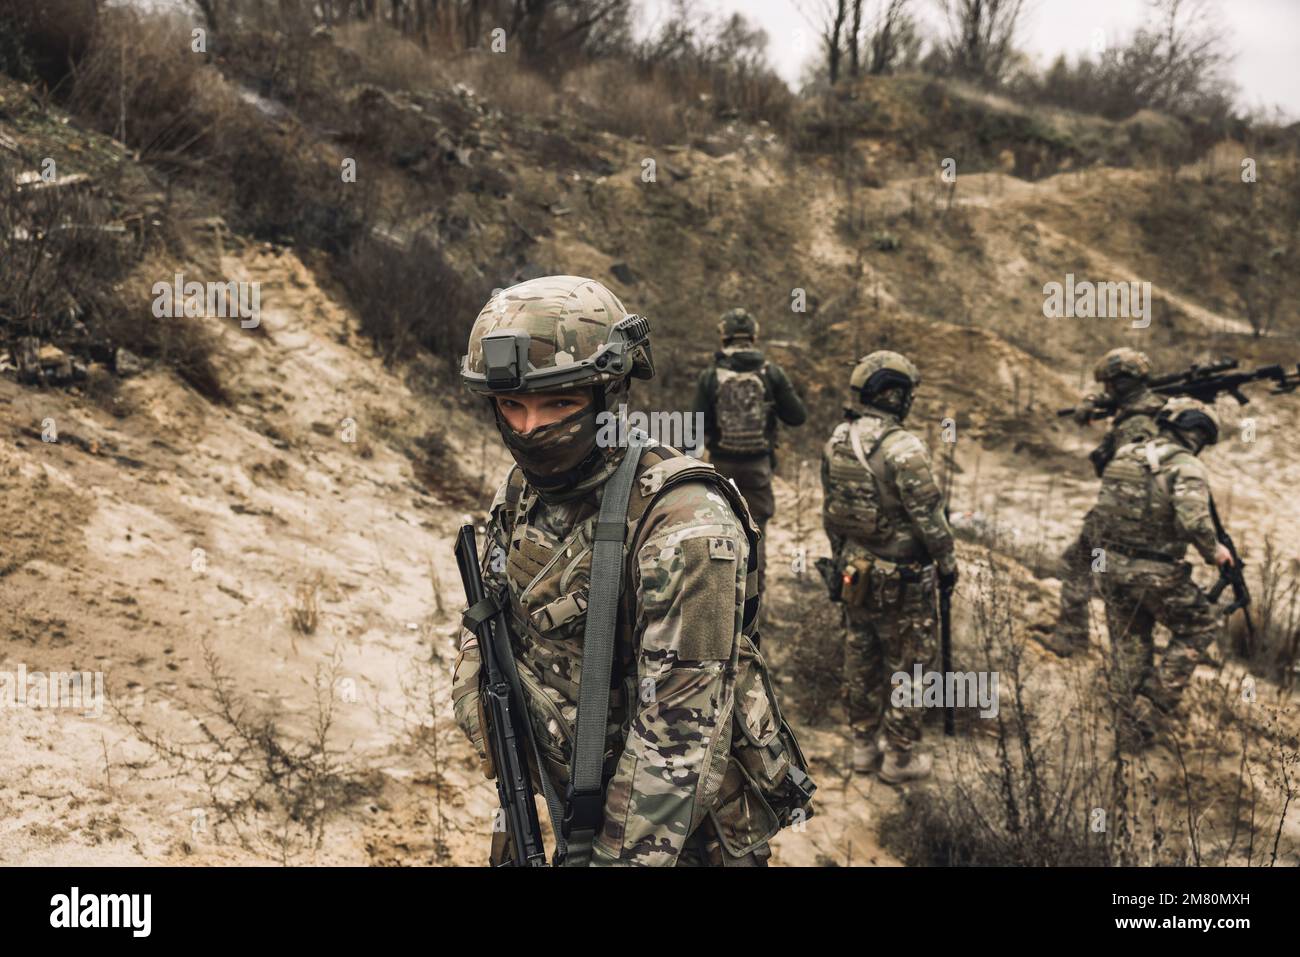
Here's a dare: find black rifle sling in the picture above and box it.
[562,429,647,866]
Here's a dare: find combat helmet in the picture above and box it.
[849,350,921,418]
[1158,396,1220,447]
[718,308,760,343]
[461,276,653,396]
[1094,347,1152,384]
[461,276,654,492]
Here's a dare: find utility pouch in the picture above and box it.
[710,632,816,856]
[841,556,876,608]
[814,556,842,602]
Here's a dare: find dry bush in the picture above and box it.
[54,8,366,251]
[0,149,226,400]
[291,575,322,636]
[1252,536,1300,687]
[884,553,1298,866]
[333,20,445,93]
[338,231,478,366]
[765,575,846,727]
[0,158,133,335]
[883,556,1119,865]
[117,643,376,862]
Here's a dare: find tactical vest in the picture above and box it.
[823,415,907,549]
[1090,395,1166,476]
[713,365,773,455]
[492,442,815,859]
[1093,439,1191,560]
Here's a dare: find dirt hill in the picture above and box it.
[2,30,1298,866]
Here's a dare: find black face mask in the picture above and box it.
[1173,425,1212,455]
[492,381,631,492]
[494,401,602,490]
[1107,376,1143,402]
[866,386,912,421]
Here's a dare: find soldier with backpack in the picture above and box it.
[693,308,807,592]
[451,277,814,866]
[1037,347,1168,658]
[1089,397,1233,747]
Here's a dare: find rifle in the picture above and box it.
[939,435,956,737]
[455,525,548,867]
[1206,499,1256,644]
[1058,359,1300,423]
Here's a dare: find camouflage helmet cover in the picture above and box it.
[718,307,760,342]
[1094,347,1152,383]
[1159,396,1220,445]
[461,275,653,394]
[849,350,921,397]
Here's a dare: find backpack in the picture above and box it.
[1092,439,1187,549]
[714,366,773,455]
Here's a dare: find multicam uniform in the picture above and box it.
[821,407,957,754]
[693,309,806,594]
[452,276,807,867]
[1056,387,1168,645]
[1089,434,1221,714]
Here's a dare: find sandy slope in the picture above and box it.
[4,156,1298,865]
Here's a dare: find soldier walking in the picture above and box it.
[820,351,957,783]
[1041,347,1168,657]
[1089,398,1233,745]
[694,308,806,593]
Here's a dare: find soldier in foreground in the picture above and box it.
[820,351,957,783]
[451,276,813,866]
[1041,347,1167,657]
[1090,397,1233,745]
[693,308,807,592]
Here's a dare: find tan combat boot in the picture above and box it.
[878,747,932,785]
[852,735,882,774]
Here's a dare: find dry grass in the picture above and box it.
[115,642,376,863]
[290,575,322,637]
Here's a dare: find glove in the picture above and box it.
[452,642,495,780]
[938,566,959,593]
[1071,395,1100,426]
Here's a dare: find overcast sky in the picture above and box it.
[637,0,1300,120]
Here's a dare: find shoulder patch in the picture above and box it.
[638,455,712,498]
[882,429,926,461]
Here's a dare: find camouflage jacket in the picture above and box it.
[452,443,755,866]
[1089,388,1168,476]
[1090,435,1218,565]
[693,347,807,457]
[820,409,957,574]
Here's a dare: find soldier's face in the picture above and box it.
[494,390,592,435]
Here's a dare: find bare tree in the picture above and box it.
[867,0,914,75]
[803,0,849,85]
[940,0,1025,87]
[848,0,863,77]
